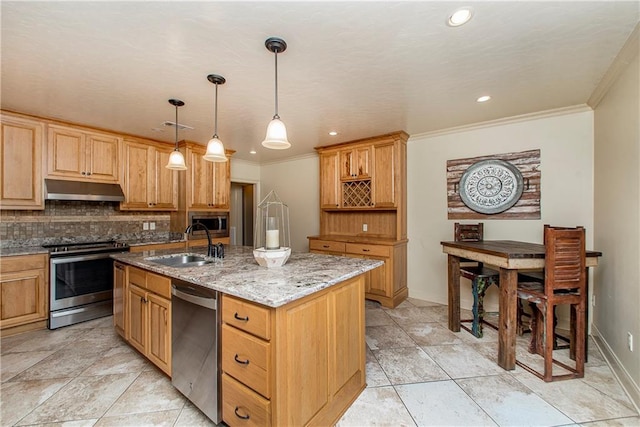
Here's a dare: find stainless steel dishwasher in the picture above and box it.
[171,281,220,424]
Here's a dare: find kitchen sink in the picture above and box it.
[146,254,212,268]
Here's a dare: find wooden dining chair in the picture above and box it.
[516,225,586,382]
[454,223,499,338]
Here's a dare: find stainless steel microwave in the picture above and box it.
[188,212,229,238]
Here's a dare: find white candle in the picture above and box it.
[266,229,280,249]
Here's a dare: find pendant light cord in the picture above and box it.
[174,104,179,150]
[274,49,280,119]
[214,83,219,137]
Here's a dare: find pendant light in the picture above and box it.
[262,37,291,150]
[203,74,228,162]
[166,99,187,170]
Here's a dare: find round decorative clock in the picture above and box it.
[459,159,524,214]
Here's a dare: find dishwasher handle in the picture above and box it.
[172,285,217,310]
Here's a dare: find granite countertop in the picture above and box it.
[0,246,49,257]
[112,246,383,308]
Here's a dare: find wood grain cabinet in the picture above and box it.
[0,254,48,334]
[340,145,371,180]
[47,124,121,183]
[125,266,172,376]
[113,262,127,337]
[120,139,178,210]
[221,274,366,426]
[319,151,340,209]
[310,239,407,308]
[186,143,231,211]
[0,113,45,210]
[312,131,408,308]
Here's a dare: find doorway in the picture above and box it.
[230,182,255,246]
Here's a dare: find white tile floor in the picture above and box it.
[1,297,638,426]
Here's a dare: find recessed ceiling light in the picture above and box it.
[447,7,473,27]
[328,131,338,136]
[476,95,491,103]
[249,149,257,154]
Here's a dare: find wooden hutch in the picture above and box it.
[308,131,408,308]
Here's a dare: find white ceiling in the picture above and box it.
[1,1,638,163]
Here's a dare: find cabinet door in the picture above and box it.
[113,262,126,337]
[85,132,120,182]
[127,283,147,354]
[188,149,213,209]
[147,292,171,375]
[121,140,152,209]
[47,125,86,179]
[153,145,178,210]
[0,268,47,329]
[211,160,230,209]
[340,147,371,179]
[372,142,396,207]
[319,152,340,208]
[0,114,44,209]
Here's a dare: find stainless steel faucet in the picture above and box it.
[185,222,215,257]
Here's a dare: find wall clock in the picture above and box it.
[459,159,524,214]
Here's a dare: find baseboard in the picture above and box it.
[591,324,640,413]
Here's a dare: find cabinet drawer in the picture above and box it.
[345,243,390,258]
[222,324,271,398]
[309,240,346,253]
[128,267,146,289]
[223,295,271,340]
[222,373,271,427]
[145,272,171,299]
[0,254,47,273]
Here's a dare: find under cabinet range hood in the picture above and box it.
[45,179,125,202]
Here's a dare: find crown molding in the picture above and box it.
[588,23,640,109]
[411,104,592,140]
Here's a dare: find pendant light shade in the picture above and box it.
[203,74,228,162]
[262,37,291,150]
[166,99,187,170]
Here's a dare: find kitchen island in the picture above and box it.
[112,246,382,426]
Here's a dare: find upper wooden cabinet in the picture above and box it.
[47,124,121,183]
[120,138,178,211]
[184,142,232,211]
[319,151,340,209]
[340,145,371,180]
[0,113,44,210]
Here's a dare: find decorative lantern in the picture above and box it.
[253,190,291,267]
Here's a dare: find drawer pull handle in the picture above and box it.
[235,406,250,420]
[322,245,330,248]
[234,313,249,322]
[234,354,250,365]
[362,249,370,252]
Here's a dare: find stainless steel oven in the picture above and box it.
[188,212,229,239]
[44,241,129,329]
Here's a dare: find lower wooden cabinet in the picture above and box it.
[0,254,48,335]
[221,274,366,426]
[309,237,407,308]
[118,265,172,376]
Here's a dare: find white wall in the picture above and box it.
[406,109,595,311]
[259,155,320,252]
[593,44,639,394]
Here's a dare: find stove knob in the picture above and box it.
[62,247,69,252]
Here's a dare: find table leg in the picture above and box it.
[448,255,461,332]
[498,268,517,370]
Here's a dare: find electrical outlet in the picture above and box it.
[362,223,368,232]
[143,221,149,231]
[628,332,634,352]
[150,222,156,230]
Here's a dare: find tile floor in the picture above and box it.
[1,297,638,426]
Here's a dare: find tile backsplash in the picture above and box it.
[1,201,174,247]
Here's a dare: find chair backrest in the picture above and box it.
[454,223,484,242]
[544,226,586,294]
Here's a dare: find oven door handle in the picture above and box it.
[50,252,124,264]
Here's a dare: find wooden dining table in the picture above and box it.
[440,240,602,371]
